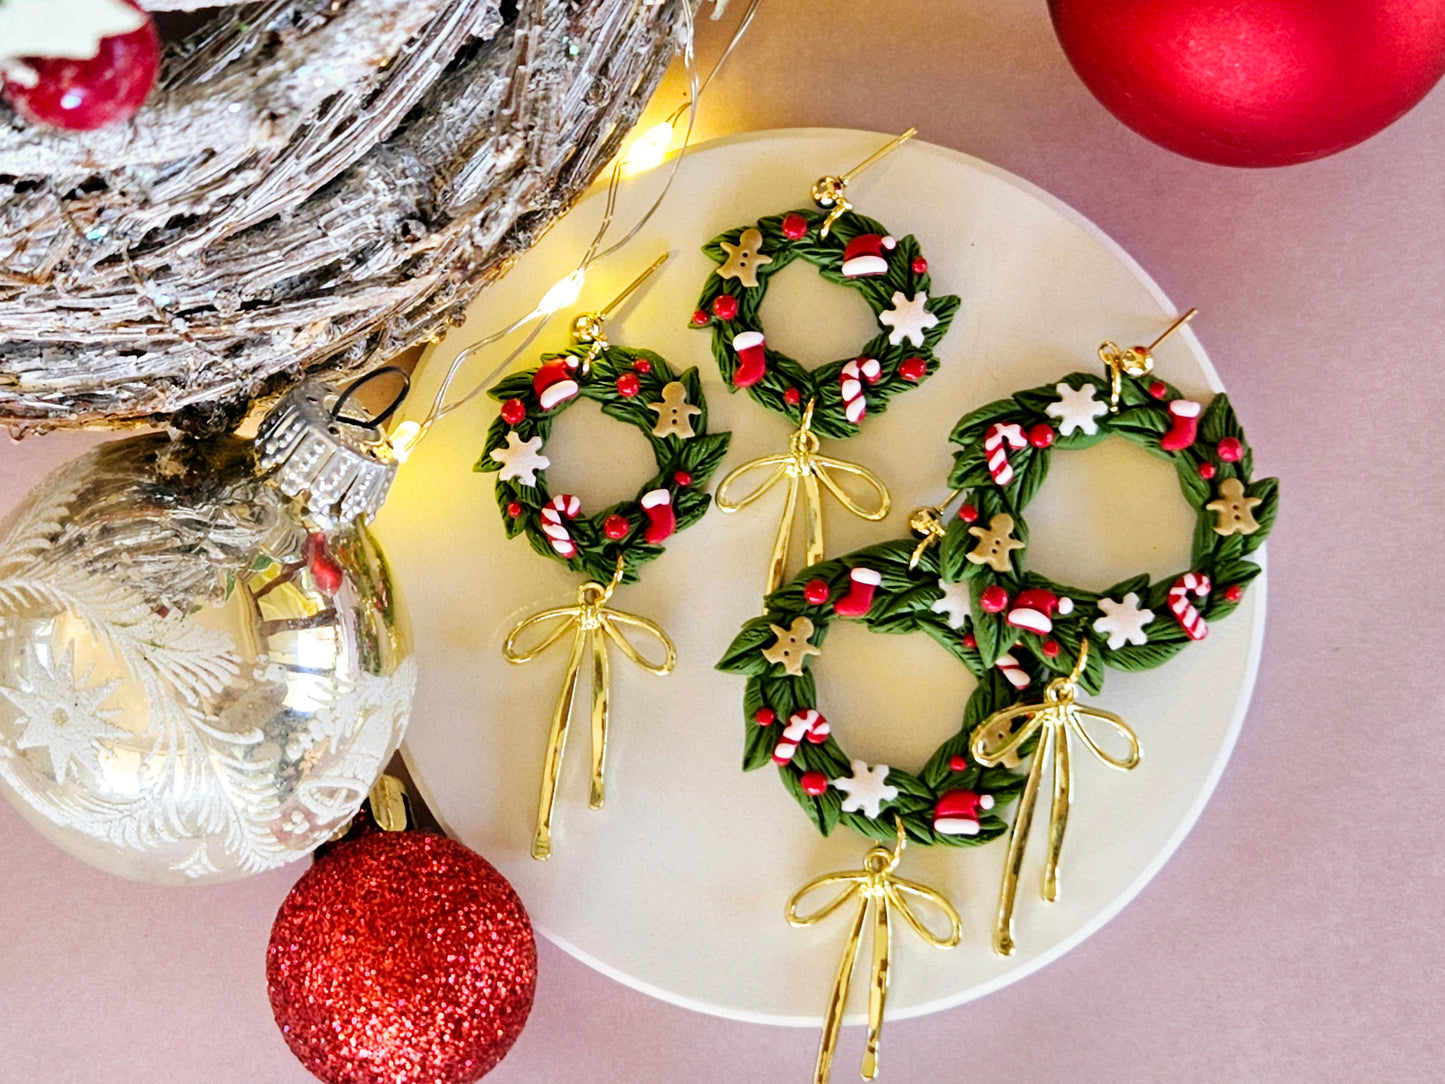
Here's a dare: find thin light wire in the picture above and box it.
[417,0,761,433]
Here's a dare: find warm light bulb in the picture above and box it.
[623,121,674,173]
[389,420,423,463]
[536,269,587,316]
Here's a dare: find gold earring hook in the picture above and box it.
[812,127,917,238]
[1099,307,1198,411]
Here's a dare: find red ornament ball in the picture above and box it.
[633,358,652,374]
[1042,639,1062,658]
[948,755,968,772]
[899,357,928,382]
[690,309,710,326]
[783,387,802,406]
[1027,422,1055,449]
[781,213,809,239]
[500,399,526,425]
[673,469,692,487]
[506,501,523,518]
[2,1,160,131]
[267,830,537,1084]
[616,373,641,397]
[1049,0,1445,167]
[1198,461,1217,480]
[957,503,978,523]
[711,294,740,321]
[962,633,977,649]
[979,585,1009,613]
[911,257,929,275]
[803,578,832,605]
[1224,583,1243,602]
[603,514,631,540]
[1148,381,1169,400]
[1216,436,1244,462]
[800,771,829,797]
[754,707,777,726]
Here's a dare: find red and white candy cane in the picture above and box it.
[995,650,1031,691]
[984,422,1028,486]
[1168,572,1211,640]
[540,494,582,559]
[839,357,882,425]
[773,709,830,765]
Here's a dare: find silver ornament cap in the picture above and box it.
[255,378,400,525]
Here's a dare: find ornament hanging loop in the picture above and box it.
[1099,308,1197,412]
[787,816,960,1084]
[906,488,960,568]
[813,127,916,238]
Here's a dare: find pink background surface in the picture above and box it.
[2,3,1441,1081]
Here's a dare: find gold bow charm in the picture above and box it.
[716,399,890,596]
[503,562,675,860]
[787,820,961,1084]
[970,640,1140,955]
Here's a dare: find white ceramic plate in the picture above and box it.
[383,129,1266,1025]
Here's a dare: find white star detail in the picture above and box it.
[1,643,125,785]
[490,431,549,485]
[1093,592,1155,649]
[1045,381,1108,436]
[878,291,939,348]
[930,578,972,630]
[832,759,899,820]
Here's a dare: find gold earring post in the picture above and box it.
[571,253,672,365]
[1099,307,1199,412]
[812,128,917,238]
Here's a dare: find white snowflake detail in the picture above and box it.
[832,759,899,820]
[1093,592,1155,649]
[878,291,938,348]
[930,578,971,630]
[0,643,125,785]
[490,431,549,485]
[1044,381,1108,437]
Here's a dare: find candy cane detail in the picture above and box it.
[540,494,582,559]
[773,709,831,765]
[995,651,1031,691]
[1168,572,1211,640]
[839,357,882,425]
[984,423,1028,486]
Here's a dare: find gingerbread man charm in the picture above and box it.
[966,512,1025,573]
[717,227,772,288]
[1204,477,1262,536]
[648,381,702,439]
[761,616,821,676]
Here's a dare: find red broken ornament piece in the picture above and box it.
[603,515,631,540]
[781,213,809,240]
[803,579,832,605]
[979,585,1010,613]
[711,294,739,321]
[1217,436,1244,462]
[800,771,829,797]
[899,357,928,382]
[616,373,641,397]
[500,399,526,425]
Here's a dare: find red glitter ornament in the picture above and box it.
[267,830,536,1084]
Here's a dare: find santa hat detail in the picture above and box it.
[841,233,896,278]
[933,789,995,836]
[1006,588,1073,635]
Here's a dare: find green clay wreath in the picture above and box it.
[692,207,960,440]
[477,344,731,584]
[717,537,1039,847]
[938,367,1280,694]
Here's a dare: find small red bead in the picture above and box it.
[957,504,978,523]
[783,388,802,406]
[712,294,740,321]
[754,708,776,726]
[1224,584,1243,602]
[899,357,928,382]
[691,309,710,326]
[911,256,929,275]
[803,579,831,605]
[1217,437,1244,463]
[616,373,641,397]
[1042,639,1061,658]
[673,470,692,487]
[603,514,630,539]
[948,755,968,772]
[781,213,808,240]
[1198,462,1217,480]
[1028,422,1055,448]
[979,585,1009,613]
[962,633,977,649]
[1149,381,1169,399]
[500,399,526,425]
[506,501,523,518]
[800,771,829,797]
[633,358,652,373]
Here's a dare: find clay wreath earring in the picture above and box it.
[477,257,732,860]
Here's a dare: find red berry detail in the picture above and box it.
[1149,381,1169,399]
[783,387,802,406]
[1224,584,1243,603]
[506,501,523,518]
[948,755,968,772]
[979,585,1009,613]
[634,358,652,374]
[754,708,776,726]
[1217,437,1244,462]
[781,213,808,240]
[2,3,160,131]
[962,633,978,649]
[616,373,640,397]
[1198,462,1217,479]
[673,470,692,487]
[803,579,831,605]
[603,514,630,540]
[711,294,740,321]
[899,357,928,382]
[500,399,526,425]
[912,256,929,275]
[800,771,829,797]
[1042,639,1061,658]
[1028,422,1055,449]
[691,309,710,326]
[957,504,978,523]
